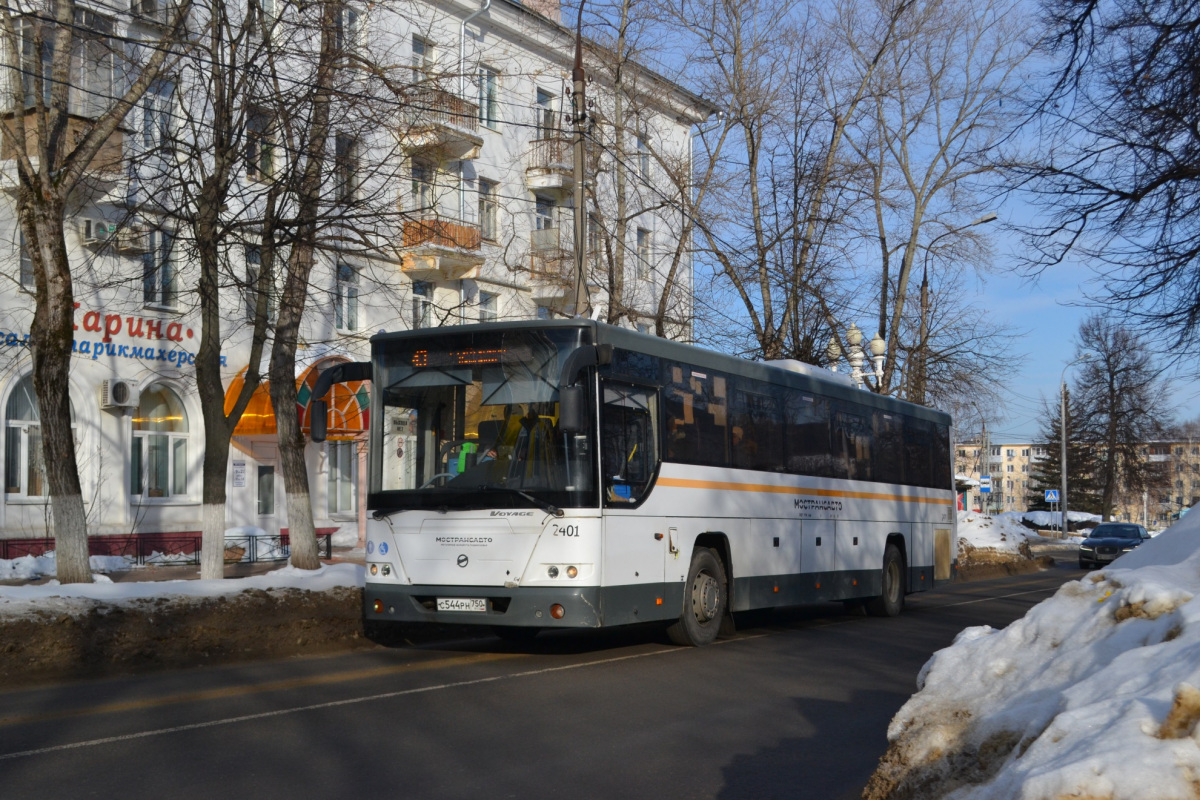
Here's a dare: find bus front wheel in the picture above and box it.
[667,548,727,646]
[866,543,905,617]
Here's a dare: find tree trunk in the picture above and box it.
[269,0,337,571]
[26,202,91,584]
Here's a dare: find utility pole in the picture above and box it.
[1060,381,1069,535]
[570,1,590,318]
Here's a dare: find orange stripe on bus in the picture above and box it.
[654,477,954,506]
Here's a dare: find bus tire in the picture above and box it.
[866,543,905,617]
[667,548,727,646]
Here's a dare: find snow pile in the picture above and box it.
[0,562,365,621]
[0,552,133,581]
[1014,510,1101,532]
[870,508,1200,800]
[956,511,1040,555]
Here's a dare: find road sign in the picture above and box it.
[1045,489,1060,503]
[979,475,991,494]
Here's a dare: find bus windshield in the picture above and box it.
[369,327,597,512]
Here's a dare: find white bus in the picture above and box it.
[311,320,957,646]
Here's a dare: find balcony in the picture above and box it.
[0,111,124,192]
[529,227,574,304]
[525,137,573,192]
[401,214,483,280]
[400,89,484,161]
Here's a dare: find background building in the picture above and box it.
[0,0,715,545]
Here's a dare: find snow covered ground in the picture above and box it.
[0,525,365,623]
[874,508,1200,799]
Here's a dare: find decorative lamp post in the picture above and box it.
[827,323,886,390]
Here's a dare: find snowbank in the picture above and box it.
[957,511,1043,554]
[0,562,365,621]
[869,507,1200,800]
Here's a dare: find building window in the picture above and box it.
[479,291,497,322]
[334,134,358,203]
[4,374,62,498]
[412,281,432,329]
[143,79,174,149]
[479,180,498,240]
[335,5,359,52]
[246,110,274,179]
[411,160,434,214]
[587,213,602,254]
[131,384,188,499]
[535,89,556,139]
[244,246,276,322]
[535,195,556,230]
[478,67,498,128]
[17,18,52,108]
[636,227,652,279]
[636,136,650,178]
[327,441,356,514]
[536,305,552,320]
[257,465,275,516]
[142,228,176,308]
[411,35,432,82]
[335,263,359,331]
[18,232,34,291]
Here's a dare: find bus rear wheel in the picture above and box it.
[866,543,905,617]
[667,548,727,646]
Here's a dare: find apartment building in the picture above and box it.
[954,439,1049,513]
[0,0,715,544]
[955,435,1200,526]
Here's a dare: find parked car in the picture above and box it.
[1078,523,1152,569]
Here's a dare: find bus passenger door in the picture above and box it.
[599,380,666,624]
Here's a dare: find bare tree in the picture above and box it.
[846,0,1031,398]
[1019,0,1200,346]
[0,0,190,583]
[1073,315,1171,520]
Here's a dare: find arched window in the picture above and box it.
[5,374,74,499]
[5,375,43,497]
[131,384,188,498]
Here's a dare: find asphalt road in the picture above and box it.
[0,565,1082,800]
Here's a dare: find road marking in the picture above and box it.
[938,588,1053,608]
[0,644,721,760]
[0,652,521,729]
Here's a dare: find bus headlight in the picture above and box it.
[547,566,559,578]
[566,566,578,579]
[370,564,379,576]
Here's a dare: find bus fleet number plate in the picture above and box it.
[437,598,487,612]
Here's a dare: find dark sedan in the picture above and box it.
[1078,523,1152,569]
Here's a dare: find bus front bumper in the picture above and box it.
[364,583,605,628]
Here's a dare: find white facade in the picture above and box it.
[0,0,714,543]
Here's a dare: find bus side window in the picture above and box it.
[601,383,659,504]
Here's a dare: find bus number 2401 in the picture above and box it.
[552,524,580,537]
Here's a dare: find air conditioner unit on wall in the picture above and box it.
[78,218,117,248]
[99,379,138,411]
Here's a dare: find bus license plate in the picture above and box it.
[437,598,487,612]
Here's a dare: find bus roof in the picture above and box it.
[371,320,952,427]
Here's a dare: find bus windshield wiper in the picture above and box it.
[478,485,564,518]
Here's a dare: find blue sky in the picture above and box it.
[979,225,1200,442]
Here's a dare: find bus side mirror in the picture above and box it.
[559,386,584,433]
[311,400,328,442]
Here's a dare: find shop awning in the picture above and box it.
[223,357,370,440]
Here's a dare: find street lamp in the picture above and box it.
[1060,353,1092,535]
[826,322,887,389]
[913,213,998,404]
